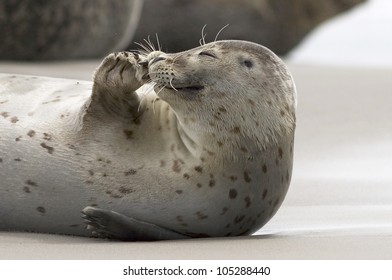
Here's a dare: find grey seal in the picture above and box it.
[0,40,296,240]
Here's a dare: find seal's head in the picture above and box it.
[147,40,296,158]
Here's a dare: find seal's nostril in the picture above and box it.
[150,56,166,65]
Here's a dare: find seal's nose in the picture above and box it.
[150,56,166,65]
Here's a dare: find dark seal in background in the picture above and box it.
[131,0,366,55]
[0,0,143,60]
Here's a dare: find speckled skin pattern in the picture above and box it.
[0,40,296,240]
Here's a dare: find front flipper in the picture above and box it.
[81,206,190,241]
[88,51,148,119]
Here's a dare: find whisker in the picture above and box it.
[155,84,167,96]
[155,33,161,51]
[214,24,229,42]
[144,36,156,52]
[152,96,160,114]
[134,42,152,54]
[200,24,207,45]
[169,78,178,91]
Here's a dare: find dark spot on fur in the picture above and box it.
[196,183,202,188]
[278,147,283,159]
[280,109,286,117]
[172,160,181,173]
[23,186,31,193]
[244,196,251,208]
[225,223,231,229]
[15,136,22,142]
[229,189,238,199]
[221,207,229,215]
[234,215,245,224]
[0,100,9,104]
[194,166,203,173]
[36,206,46,214]
[88,170,94,176]
[105,190,122,199]
[14,158,21,161]
[124,169,137,176]
[262,189,268,200]
[240,147,248,152]
[0,158,2,163]
[86,180,94,184]
[10,116,19,123]
[160,160,166,167]
[176,216,183,222]
[209,179,216,187]
[273,197,280,207]
[183,173,190,179]
[40,143,54,154]
[119,186,133,194]
[27,130,36,137]
[133,117,141,125]
[43,133,52,141]
[175,190,183,194]
[229,176,237,181]
[248,99,255,106]
[218,106,227,113]
[26,180,37,187]
[195,211,208,220]
[231,126,241,134]
[262,164,268,173]
[1,112,9,118]
[243,171,251,183]
[217,141,223,147]
[123,129,133,139]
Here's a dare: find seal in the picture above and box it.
[0,40,296,241]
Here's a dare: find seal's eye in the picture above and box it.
[199,51,216,58]
[243,59,253,68]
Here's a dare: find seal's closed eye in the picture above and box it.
[199,51,217,58]
[243,59,253,68]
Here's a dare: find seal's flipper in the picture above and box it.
[81,206,190,241]
[88,52,148,119]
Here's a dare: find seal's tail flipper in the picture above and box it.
[81,206,190,241]
[87,52,148,119]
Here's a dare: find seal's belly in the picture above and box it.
[0,74,94,234]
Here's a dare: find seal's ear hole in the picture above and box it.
[243,59,253,68]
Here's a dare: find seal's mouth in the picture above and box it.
[164,85,205,92]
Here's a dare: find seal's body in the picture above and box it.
[0,40,296,240]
